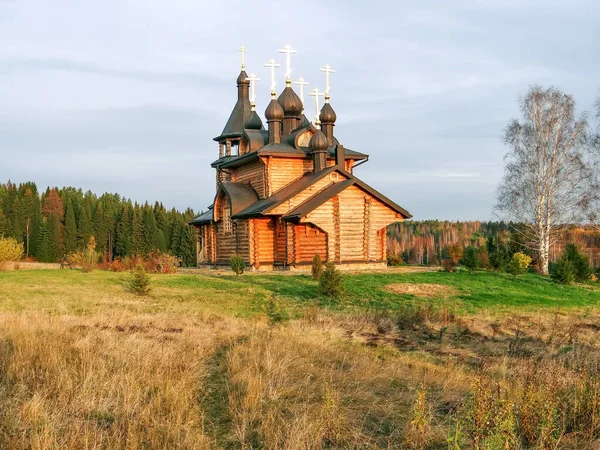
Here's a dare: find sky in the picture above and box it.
[0,0,599,220]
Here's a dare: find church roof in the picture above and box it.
[233,167,338,219]
[220,181,260,215]
[189,207,214,225]
[233,166,412,221]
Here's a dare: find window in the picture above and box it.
[222,206,232,233]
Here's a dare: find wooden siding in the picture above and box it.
[233,160,266,198]
[294,224,327,263]
[269,173,349,216]
[301,184,402,263]
[215,219,250,264]
[253,218,276,265]
[266,158,313,195]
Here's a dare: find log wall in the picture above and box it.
[266,157,313,195]
[233,160,266,198]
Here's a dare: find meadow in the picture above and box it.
[1,268,600,449]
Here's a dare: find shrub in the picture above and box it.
[460,246,480,271]
[311,254,323,280]
[551,255,575,285]
[230,254,245,276]
[69,236,99,273]
[129,264,151,296]
[266,294,285,326]
[508,252,532,278]
[386,253,404,266]
[0,237,24,269]
[564,243,592,282]
[446,244,463,264]
[318,262,344,299]
[145,251,179,274]
[442,259,456,272]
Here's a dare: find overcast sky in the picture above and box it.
[1,0,598,220]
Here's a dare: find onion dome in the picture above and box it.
[265,98,284,121]
[309,127,328,153]
[277,84,303,117]
[236,70,250,86]
[245,110,263,130]
[319,102,337,124]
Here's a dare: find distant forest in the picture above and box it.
[0,182,198,265]
[388,220,600,267]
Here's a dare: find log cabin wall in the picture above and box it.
[301,185,402,263]
[253,218,276,266]
[232,160,266,198]
[265,157,313,196]
[215,219,250,264]
[293,224,327,264]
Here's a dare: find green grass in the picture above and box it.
[1,268,599,317]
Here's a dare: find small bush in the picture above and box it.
[311,254,323,280]
[0,237,24,269]
[266,294,285,326]
[145,250,179,274]
[230,254,246,276]
[564,244,592,282]
[508,252,532,278]
[446,244,463,264]
[69,236,99,273]
[460,246,480,271]
[551,255,575,285]
[318,262,344,299]
[442,259,456,272]
[386,253,404,266]
[129,264,151,296]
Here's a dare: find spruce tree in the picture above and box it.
[36,219,50,262]
[46,213,63,262]
[178,224,196,266]
[77,205,92,249]
[0,208,7,236]
[142,206,159,254]
[63,199,77,254]
[131,204,144,255]
[115,205,132,258]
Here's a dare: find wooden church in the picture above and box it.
[190,46,411,270]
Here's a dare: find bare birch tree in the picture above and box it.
[496,86,593,275]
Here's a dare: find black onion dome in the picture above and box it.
[309,128,328,152]
[236,70,250,86]
[277,86,303,117]
[265,98,284,121]
[319,102,337,124]
[245,110,263,130]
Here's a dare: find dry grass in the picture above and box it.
[2,270,600,448]
[385,282,459,298]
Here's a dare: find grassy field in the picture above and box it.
[1,268,600,449]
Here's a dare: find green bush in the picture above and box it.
[229,254,246,276]
[129,264,151,296]
[550,256,575,285]
[311,254,323,280]
[564,244,592,282]
[386,253,404,266]
[460,246,480,271]
[318,262,344,299]
[508,252,532,278]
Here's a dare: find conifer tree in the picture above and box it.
[36,218,50,262]
[116,205,133,258]
[63,198,77,254]
[131,204,144,255]
[10,197,23,244]
[0,208,7,236]
[77,205,92,249]
[142,206,159,254]
[46,213,63,262]
[178,224,196,266]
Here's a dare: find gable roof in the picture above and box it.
[220,181,260,215]
[233,167,338,219]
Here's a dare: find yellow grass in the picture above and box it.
[2,269,600,448]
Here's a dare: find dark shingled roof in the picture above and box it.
[189,207,214,225]
[233,167,338,219]
[220,182,260,215]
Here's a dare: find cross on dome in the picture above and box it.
[264,59,281,96]
[245,73,260,104]
[238,45,247,70]
[319,64,335,100]
[308,87,324,126]
[278,44,297,82]
[294,77,309,105]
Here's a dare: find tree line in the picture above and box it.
[0,182,198,266]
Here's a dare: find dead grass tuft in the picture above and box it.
[385,282,460,298]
